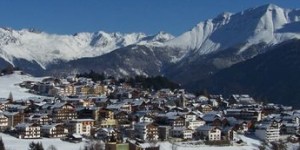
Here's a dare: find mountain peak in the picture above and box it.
[249,3,283,14]
[153,31,174,41]
[136,31,174,46]
[261,3,281,10]
[166,3,300,56]
[216,12,233,19]
[212,12,233,24]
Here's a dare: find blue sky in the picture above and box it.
[0,0,299,35]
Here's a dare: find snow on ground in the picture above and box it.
[0,71,45,99]
[160,134,260,150]
[159,142,254,150]
[0,133,86,150]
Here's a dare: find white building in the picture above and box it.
[184,112,197,122]
[171,127,193,139]
[255,121,280,142]
[186,119,205,130]
[0,113,8,130]
[197,125,221,141]
[15,123,41,139]
[66,119,94,136]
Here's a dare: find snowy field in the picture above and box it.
[0,71,46,99]
[0,133,86,150]
[1,131,299,150]
[1,132,260,150]
[159,134,261,150]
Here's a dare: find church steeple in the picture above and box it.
[7,92,13,103]
[179,93,186,108]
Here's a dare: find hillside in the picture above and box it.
[190,39,300,107]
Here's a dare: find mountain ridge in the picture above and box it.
[0,28,174,69]
[0,4,300,88]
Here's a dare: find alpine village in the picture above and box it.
[0,67,298,150]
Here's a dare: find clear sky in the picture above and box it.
[0,0,299,35]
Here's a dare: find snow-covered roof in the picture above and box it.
[41,123,63,130]
[197,125,219,131]
[72,133,82,139]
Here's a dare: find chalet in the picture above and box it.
[0,113,8,131]
[225,108,262,121]
[158,126,171,141]
[114,111,130,125]
[99,108,115,120]
[184,113,205,130]
[197,125,221,141]
[15,123,41,139]
[41,123,68,138]
[222,126,237,141]
[107,102,132,113]
[94,127,117,141]
[202,112,222,124]
[3,111,24,128]
[255,120,280,142]
[280,123,299,135]
[52,102,77,122]
[80,85,94,95]
[93,97,109,107]
[262,104,281,115]
[27,113,50,125]
[6,104,28,113]
[199,104,213,113]
[0,98,10,111]
[77,107,99,121]
[99,108,117,128]
[229,94,256,105]
[184,112,197,122]
[60,84,83,96]
[94,84,108,95]
[171,127,193,139]
[168,116,185,127]
[186,119,206,130]
[134,122,159,141]
[130,99,146,112]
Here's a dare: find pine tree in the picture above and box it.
[28,142,36,150]
[0,136,5,150]
[37,142,44,150]
[28,142,44,150]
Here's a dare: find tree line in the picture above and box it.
[77,70,180,90]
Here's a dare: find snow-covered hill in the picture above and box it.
[166,4,300,57]
[0,71,45,99]
[0,28,174,69]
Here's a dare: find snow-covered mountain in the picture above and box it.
[0,28,174,69]
[163,4,300,85]
[166,4,300,58]
[1,4,300,82]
